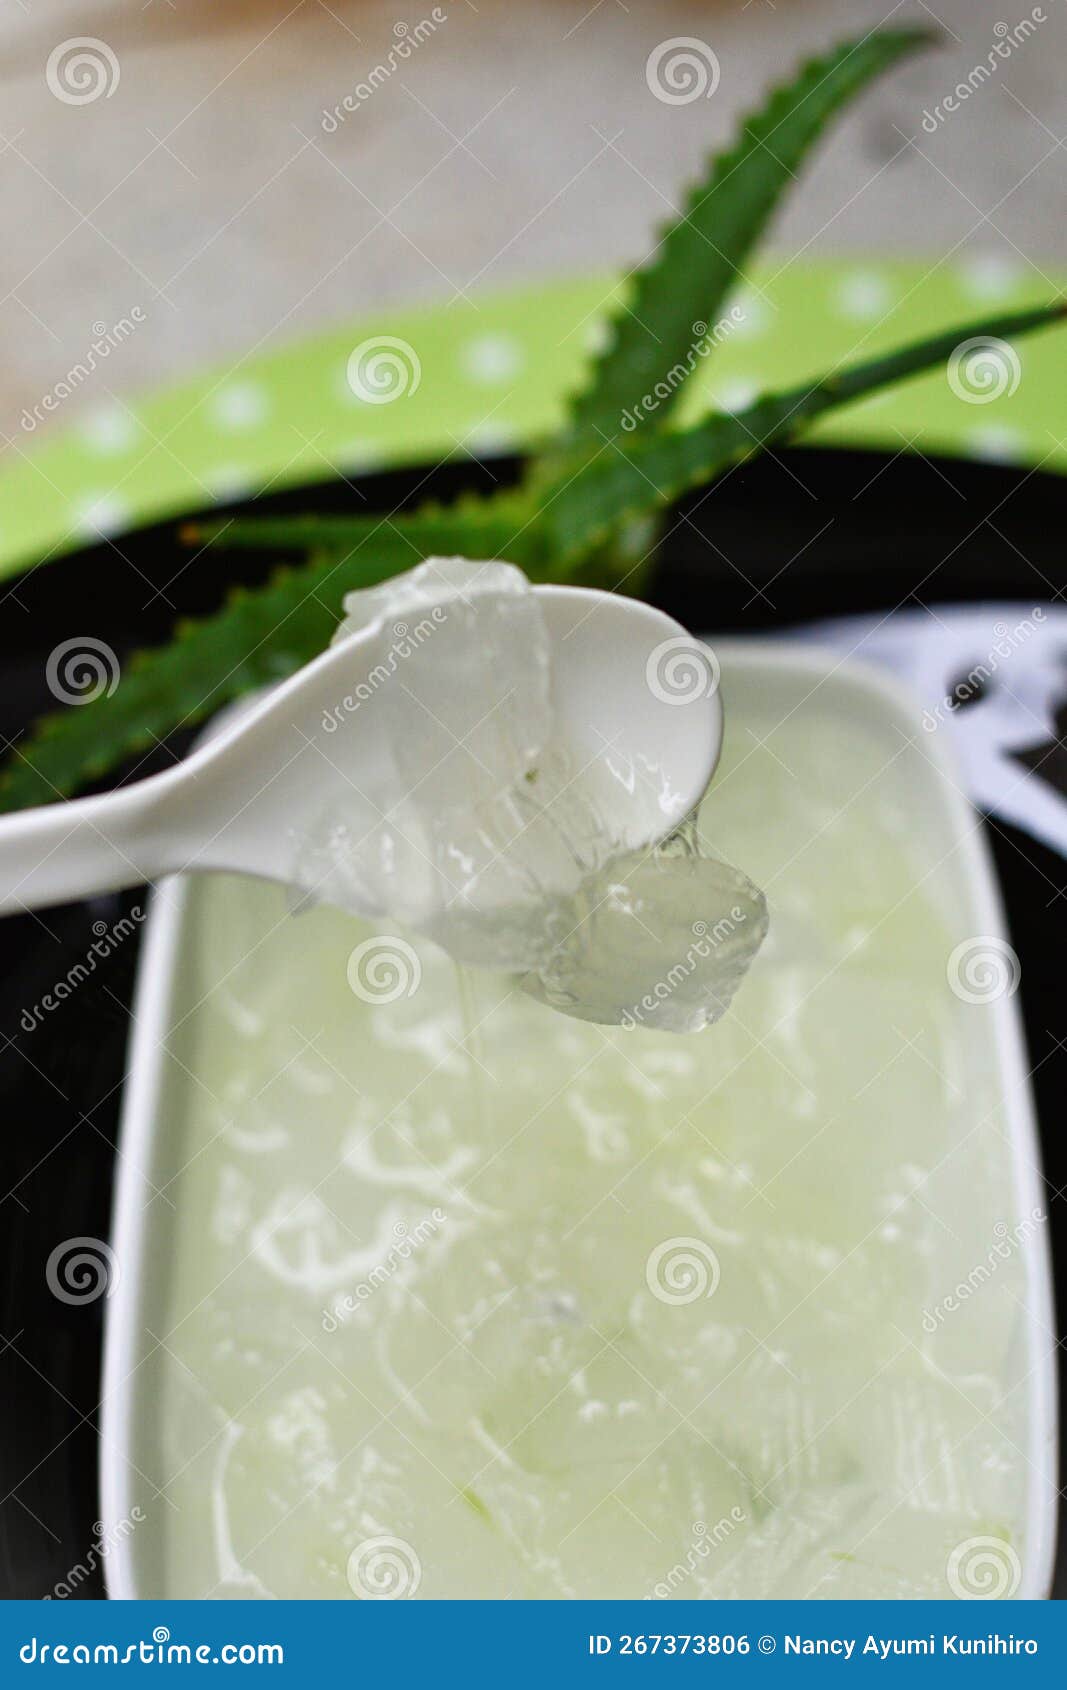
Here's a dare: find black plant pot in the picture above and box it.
[1,445,1064,1599]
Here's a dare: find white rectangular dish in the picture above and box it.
[100,641,1057,1600]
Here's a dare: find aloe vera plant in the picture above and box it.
[2,25,1064,813]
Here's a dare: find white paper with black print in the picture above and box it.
[790,604,1067,859]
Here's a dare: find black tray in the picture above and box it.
[1,445,1063,1599]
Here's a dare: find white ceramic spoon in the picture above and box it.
[0,586,723,917]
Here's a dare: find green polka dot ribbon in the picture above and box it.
[2,258,1063,584]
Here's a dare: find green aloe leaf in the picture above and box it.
[541,305,1067,562]
[179,489,536,559]
[0,503,539,813]
[554,27,934,455]
[6,307,1061,813]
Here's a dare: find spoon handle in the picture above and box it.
[0,781,175,915]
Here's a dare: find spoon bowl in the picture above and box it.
[0,585,722,916]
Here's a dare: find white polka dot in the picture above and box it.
[77,494,130,537]
[713,377,760,414]
[835,270,893,320]
[584,317,612,355]
[958,254,1026,301]
[966,425,1028,464]
[727,291,770,338]
[462,421,519,456]
[336,363,361,406]
[206,464,256,502]
[81,406,138,455]
[210,383,270,430]
[460,332,524,385]
[336,440,387,473]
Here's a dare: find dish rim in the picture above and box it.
[98,639,1058,1600]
